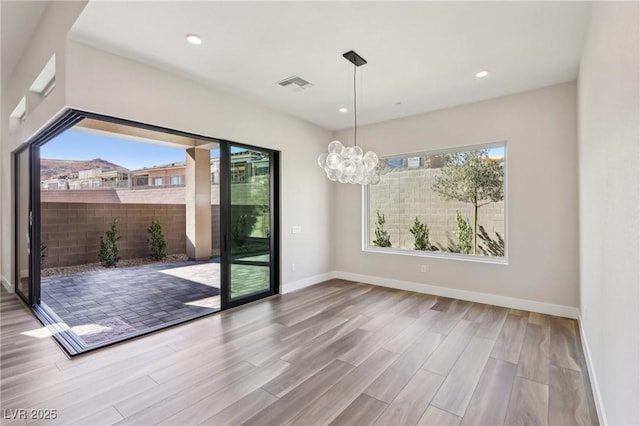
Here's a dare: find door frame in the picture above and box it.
[13,110,83,306]
[13,144,36,306]
[219,142,280,310]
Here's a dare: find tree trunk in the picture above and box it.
[473,204,478,255]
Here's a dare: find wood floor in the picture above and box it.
[1,280,598,425]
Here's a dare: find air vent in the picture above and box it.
[277,75,314,91]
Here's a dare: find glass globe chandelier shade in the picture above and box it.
[317,140,389,185]
[318,50,387,185]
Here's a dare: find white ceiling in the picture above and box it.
[53,2,591,131]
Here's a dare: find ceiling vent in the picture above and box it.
[277,75,314,91]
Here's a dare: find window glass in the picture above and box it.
[367,143,506,259]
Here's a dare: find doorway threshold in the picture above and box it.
[33,302,220,356]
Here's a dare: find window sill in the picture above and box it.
[363,246,508,265]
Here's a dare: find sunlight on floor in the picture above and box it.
[71,323,112,337]
[159,262,220,288]
[184,297,220,310]
[20,323,66,338]
[19,321,112,339]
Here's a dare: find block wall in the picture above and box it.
[42,203,222,267]
[369,168,505,252]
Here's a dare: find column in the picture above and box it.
[185,147,211,260]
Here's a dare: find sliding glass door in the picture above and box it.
[14,145,40,305]
[13,110,280,354]
[221,144,279,308]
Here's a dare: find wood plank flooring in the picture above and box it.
[0,280,598,425]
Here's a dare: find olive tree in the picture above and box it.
[432,149,503,254]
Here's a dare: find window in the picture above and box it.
[366,142,506,261]
[153,177,163,186]
[29,55,56,98]
[135,175,149,187]
[231,163,247,183]
[169,175,182,185]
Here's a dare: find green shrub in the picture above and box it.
[409,217,430,250]
[147,218,167,261]
[456,211,473,254]
[373,210,392,247]
[40,237,47,270]
[232,213,250,252]
[98,219,121,267]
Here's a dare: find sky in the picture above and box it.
[487,147,504,157]
[40,129,221,170]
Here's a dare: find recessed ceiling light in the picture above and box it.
[186,34,202,45]
[339,107,348,113]
[475,70,489,79]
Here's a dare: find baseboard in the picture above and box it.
[579,317,608,426]
[1,274,13,292]
[334,271,580,319]
[282,271,337,294]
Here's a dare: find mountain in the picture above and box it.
[40,158,129,180]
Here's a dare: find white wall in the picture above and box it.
[0,1,87,291]
[578,2,640,425]
[63,40,334,289]
[333,82,580,315]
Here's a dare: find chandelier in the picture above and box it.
[317,50,389,185]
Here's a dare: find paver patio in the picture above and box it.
[41,259,221,348]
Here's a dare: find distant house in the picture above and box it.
[77,168,129,189]
[41,167,129,190]
[41,150,268,192]
[130,162,188,188]
[129,151,268,188]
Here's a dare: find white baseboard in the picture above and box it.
[578,317,608,426]
[334,271,580,319]
[1,274,13,293]
[282,271,337,294]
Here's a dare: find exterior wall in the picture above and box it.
[369,168,504,251]
[42,202,222,267]
[40,185,221,204]
[577,2,640,424]
[42,189,123,204]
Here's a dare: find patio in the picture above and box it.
[41,259,222,349]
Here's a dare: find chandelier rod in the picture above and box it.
[353,62,357,147]
[343,50,366,147]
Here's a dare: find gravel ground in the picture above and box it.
[41,254,189,278]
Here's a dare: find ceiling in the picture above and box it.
[11,2,591,131]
